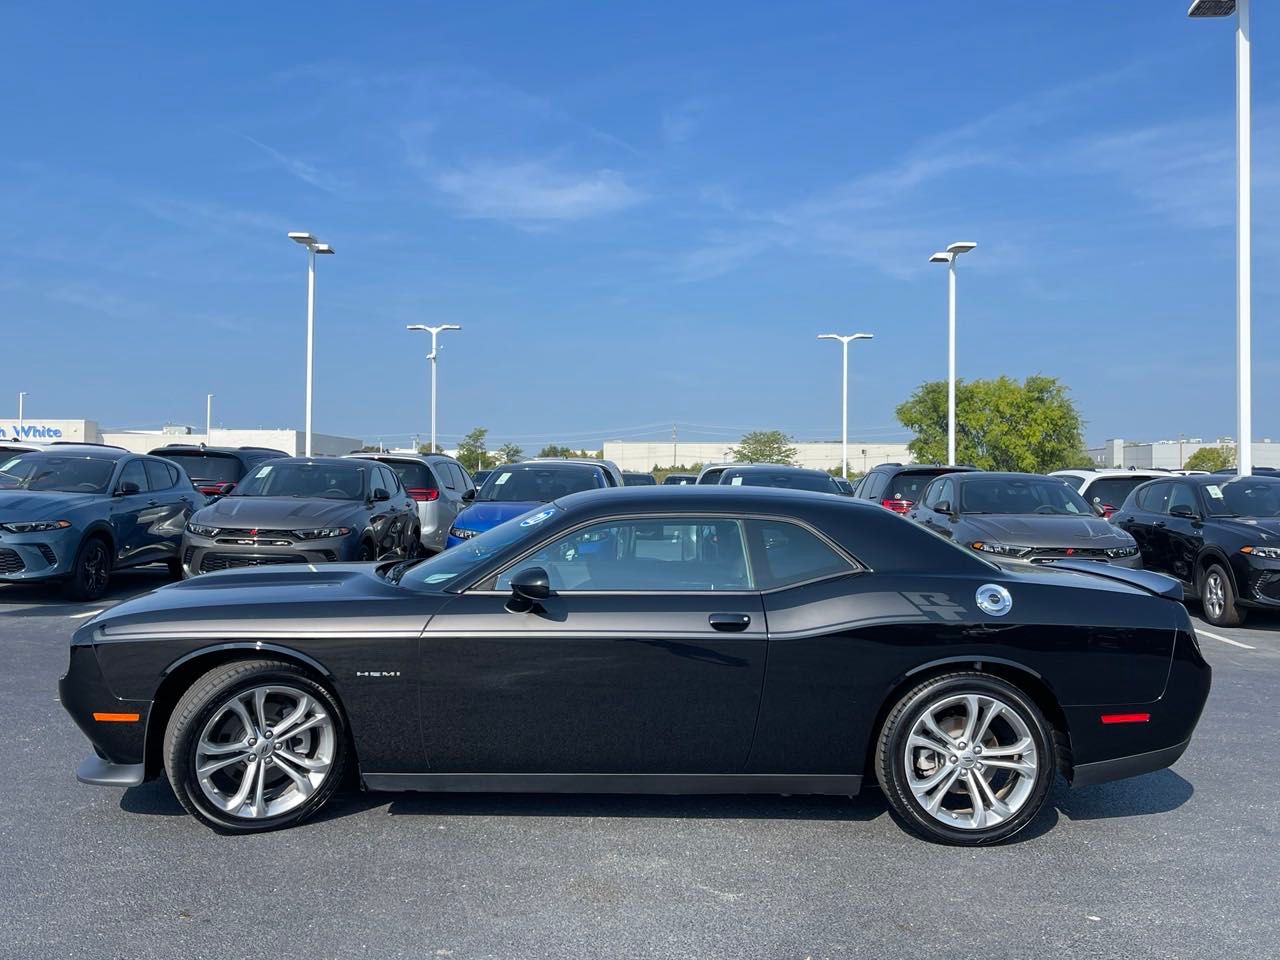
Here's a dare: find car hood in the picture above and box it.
[194,496,363,528]
[962,514,1133,546]
[452,500,540,532]
[76,563,452,642]
[0,490,101,520]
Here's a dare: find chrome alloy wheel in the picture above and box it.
[1204,571,1226,621]
[195,685,336,820]
[904,693,1038,831]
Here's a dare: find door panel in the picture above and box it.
[419,591,767,773]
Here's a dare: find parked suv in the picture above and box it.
[446,460,617,548]
[852,463,978,514]
[347,452,474,554]
[717,464,842,494]
[1050,469,1165,519]
[0,444,199,599]
[1112,473,1280,626]
[148,444,288,498]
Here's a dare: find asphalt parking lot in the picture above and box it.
[2,571,1277,960]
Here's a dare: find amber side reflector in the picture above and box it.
[1100,712,1151,724]
[92,712,140,723]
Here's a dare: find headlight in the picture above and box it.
[187,523,219,538]
[970,541,1033,558]
[0,520,71,533]
[1242,545,1280,560]
[450,526,479,540]
[1105,544,1140,558]
[292,527,351,540]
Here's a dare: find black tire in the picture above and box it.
[62,535,112,602]
[1200,562,1245,627]
[355,540,375,562]
[166,558,184,581]
[876,672,1055,846]
[163,659,348,833]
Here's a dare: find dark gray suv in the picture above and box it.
[346,453,474,554]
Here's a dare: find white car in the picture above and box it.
[1050,469,1166,518]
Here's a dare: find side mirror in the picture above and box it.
[934,500,952,515]
[462,488,477,503]
[372,487,391,502]
[506,566,551,613]
[1170,505,1199,520]
[115,480,141,496]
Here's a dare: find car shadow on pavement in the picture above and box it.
[0,568,171,616]
[1052,768,1193,821]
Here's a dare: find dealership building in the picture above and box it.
[0,419,361,457]
[1087,438,1280,470]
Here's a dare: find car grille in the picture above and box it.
[1029,547,1112,561]
[200,554,306,573]
[1249,572,1280,603]
[183,546,195,565]
[214,529,295,547]
[36,544,56,566]
[0,548,25,574]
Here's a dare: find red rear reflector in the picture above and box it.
[881,498,913,513]
[1100,712,1150,724]
[1100,504,1117,518]
[406,487,439,502]
[93,712,140,723]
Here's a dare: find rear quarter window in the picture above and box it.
[747,519,856,589]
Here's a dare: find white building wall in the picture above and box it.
[0,418,99,444]
[102,429,362,457]
[1086,438,1280,470]
[602,440,913,473]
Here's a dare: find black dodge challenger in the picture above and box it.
[60,486,1210,844]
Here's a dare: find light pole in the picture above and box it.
[406,324,463,454]
[1189,0,1251,475]
[928,241,977,465]
[288,232,335,457]
[17,392,27,433]
[206,394,214,444]
[817,333,874,478]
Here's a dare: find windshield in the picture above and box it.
[1203,478,1280,518]
[233,461,368,500]
[725,471,839,493]
[1082,476,1152,509]
[478,466,603,502]
[958,476,1093,516]
[158,452,244,483]
[0,453,116,494]
[399,505,559,589]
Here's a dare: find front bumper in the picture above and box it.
[60,644,152,782]
[0,527,79,582]
[77,754,146,787]
[181,531,358,576]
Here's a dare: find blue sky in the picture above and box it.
[2,2,1276,451]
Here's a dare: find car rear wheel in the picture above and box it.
[355,540,375,562]
[876,672,1054,845]
[163,659,347,832]
[63,535,111,602]
[1200,563,1245,627]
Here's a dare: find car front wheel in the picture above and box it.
[163,660,347,832]
[1200,563,1245,627]
[876,672,1054,845]
[63,535,111,602]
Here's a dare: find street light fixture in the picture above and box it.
[406,324,463,454]
[17,392,27,433]
[928,241,978,466]
[1188,0,1251,475]
[288,232,335,457]
[817,333,874,478]
[206,394,214,444]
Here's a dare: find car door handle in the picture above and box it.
[708,613,751,632]
[147,499,159,507]
[1153,521,1167,529]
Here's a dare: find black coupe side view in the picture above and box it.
[61,486,1209,845]
[1112,473,1280,626]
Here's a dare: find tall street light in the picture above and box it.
[928,241,978,466]
[206,394,214,444]
[817,333,874,478]
[406,324,463,454]
[1189,0,1252,475]
[17,392,27,433]
[288,232,335,457]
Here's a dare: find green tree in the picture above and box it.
[732,430,798,465]
[1184,445,1234,472]
[895,375,1088,472]
[496,442,524,465]
[538,444,575,458]
[457,427,494,472]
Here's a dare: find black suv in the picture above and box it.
[1111,473,1280,626]
[148,445,288,498]
[851,463,978,514]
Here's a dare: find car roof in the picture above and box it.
[952,471,1066,483]
[150,444,287,456]
[268,456,368,466]
[875,463,978,474]
[500,460,606,472]
[347,452,459,464]
[553,483,882,514]
[1183,472,1280,485]
[1051,468,1162,477]
[720,464,831,477]
[20,444,133,461]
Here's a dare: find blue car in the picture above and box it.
[0,445,199,600]
[446,461,617,548]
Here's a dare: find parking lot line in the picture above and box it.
[1196,628,1255,650]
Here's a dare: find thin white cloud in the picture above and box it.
[432,161,643,224]
[241,134,348,194]
[137,196,290,235]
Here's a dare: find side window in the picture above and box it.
[376,465,398,493]
[935,478,955,510]
[494,518,751,592]
[746,519,856,590]
[1167,483,1199,516]
[920,480,940,509]
[1135,481,1171,514]
[143,459,175,491]
[118,460,149,493]
[438,462,457,491]
[449,463,469,491]
[167,463,183,488]
[862,472,888,500]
